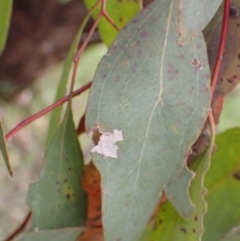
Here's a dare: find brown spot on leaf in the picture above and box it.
[66,194,71,200]
[119,17,123,22]
[194,216,198,221]
[159,219,163,224]
[230,5,240,18]
[180,228,186,233]
[193,229,196,233]
[233,172,240,180]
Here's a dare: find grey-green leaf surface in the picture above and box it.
[18,227,85,241]
[146,130,214,241]
[85,0,211,240]
[0,0,12,54]
[0,118,12,175]
[27,108,87,230]
[46,15,91,144]
[221,225,240,241]
[203,128,240,241]
[179,0,222,43]
[84,0,141,46]
[164,165,195,219]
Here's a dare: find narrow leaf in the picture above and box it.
[0,0,12,54]
[221,225,240,241]
[18,227,85,241]
[85,0,211,240]
[27,108,87,230]
[0,118,12,175]
[204,0,240,101]
[179,0,222,43]
[46,15,91,144]
[203,128,240,241]
[84,0,141,46]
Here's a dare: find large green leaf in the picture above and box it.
[203,128,240,241]
[27,108,87,230]
[46,14,92,144]
[179,0,222,43]
[84,0,141,46]
[0,0,12,54]
[0,118,12,175]
[221,225,240,241]
[85,0,211,240]
[204,0,240,101]
[18,227,85,241]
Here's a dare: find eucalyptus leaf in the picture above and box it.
[0,118,12,175]
[179,0,222,43]
[204,0,240,101]
[203,128,240,241]
[141,125,214,241]
[18,227,85,241]
[85,0,211,240]
[46,14,92,144]
[84,0,141,45]
[27,108,87,230]
[221,225,240,241]
[0,0,12,54]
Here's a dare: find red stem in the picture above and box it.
[5,82,91,141]
[211,0,230,96]
[74,13,102,62]
[4,212,32,241]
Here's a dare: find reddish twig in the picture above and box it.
[74,13,102,62]
[211,0,230,96]
[5,82,91,141]
[4,212,32,241]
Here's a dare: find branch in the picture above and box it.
[5,82,91,141]
[4,212,32,241]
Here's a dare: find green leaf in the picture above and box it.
[145,128,214,241]
[46,14,91,144]
[0,0,12,54]
[18,227,85,241]
[85,0,211,240]
[84,0,141,46]
[179,0,222,43]
[221,225,240,241]
[203,128,240,241]
[27,108,87,230]
[204,0,240,101]
[0,118,12,176]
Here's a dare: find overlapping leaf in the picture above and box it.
[203,128,240,241]
[27,108,87,230]
[0,0,12,54]
[221,225,240,241]
[0,118,12,175]
[85,0,211,240]
[204,0,240,101]
[145,126,214,241]
[84,0,141,46]
[179,0,222,43]
[18,228,85,241]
